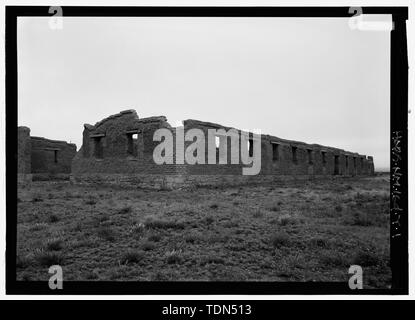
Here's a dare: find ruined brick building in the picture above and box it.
[71,110,375,189]
[18,126,77,182]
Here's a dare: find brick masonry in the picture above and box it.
[18,126,32,183]
[18,126,77,182]
[71,110,375,189]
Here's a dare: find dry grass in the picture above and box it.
[16,176,391,287]
[270,231,290,247]
[120,250,145,265]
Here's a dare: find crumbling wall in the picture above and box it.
[253,134,370,178]
[18,126,77,181]
[31,137,77,175]
[72,110,183,179]
[367,156,375,175]
[181,119,245,176]
[18,126,32,183]
[71,110,375,189]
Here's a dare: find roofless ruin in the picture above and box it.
[70,110,374,189]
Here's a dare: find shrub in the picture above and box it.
[21,273,32,281]
[141,241,156,251]
[277,214,301,226]
[145,219,184,230]
[72,222,83,232]
[151,272,168,281]
[72,237,97,249]
[147,233,161,242]
[208,233,229,244]
[203,216,214,225]
[270,232,290,247]
[353,250,381,267]
[351,212,374,227]
[34,249,65,266]
[16,254,32,268]
[120,250,145,265]
[253,210,264,218]
[319,252,349,267]
[129,223,146,238]
[97,226,116,242]
[277,214,291,226]
[31,196,43,202]
[223,220,238,228]
[85,271,99,280]
[99,214,110,223]
[165,250,183,264]
[285,253,306,269]
[48,214,59,223]
[64,191,72,199]
[335,205,343,212]
[310,237,330,248]
[200,255,225,266]
[380,192,389,202]
[84,198,96,205]
[46,239,64,251]
[30,222,48,231]
[184,232,203,243]
[269,217,279,225]
[118,206,133,214]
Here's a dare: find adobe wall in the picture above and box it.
[70,173,352,190]
[18,126,77,181]
[18,126,32,183]
[259,135,370,177]
[71,110,185,176]
[31,136,77,175]
[71,110,375,189]
[180,119,374,177]
[181,119,245,176]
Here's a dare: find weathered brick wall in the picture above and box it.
[260,135,370,177]
[367,156,375,174]
[181,120,244,176]
[72,110,184,176]
[18,127,31,174]
[18,126,76,181]
[71,173,349,190]
[18,127,32,183]
[182,120,373,177]
[31,137,77,174]
[71,110,375,189]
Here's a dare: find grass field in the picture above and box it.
[16,175,391,288]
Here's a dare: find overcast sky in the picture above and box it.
[18,16,391,170]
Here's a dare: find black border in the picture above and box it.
[1,300,410,317]
[6,6,409,295]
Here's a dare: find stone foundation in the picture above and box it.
[70,173,354,190]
